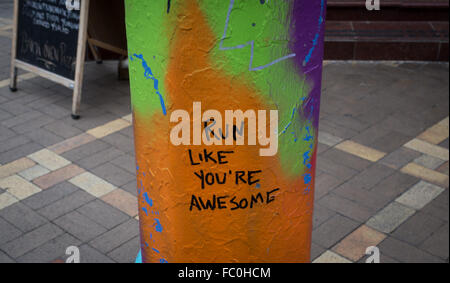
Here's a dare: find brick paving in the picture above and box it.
[0,4,449,263]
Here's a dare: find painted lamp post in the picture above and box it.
[125,0,326,263]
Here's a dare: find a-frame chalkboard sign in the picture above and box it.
[9,0,90,119]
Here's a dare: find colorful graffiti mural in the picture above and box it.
[125,0,326,263]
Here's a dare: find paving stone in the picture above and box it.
[17,233,81,263]
[401,163,449,188]
[54,211,107,242]
[0,101,32,115]
[0,202,47,232]
[333,182,391,212]
[392,212,444,246]
[420,223,449,260]
[404,139,449,161]
[341,163,396,191]
[0,216,22,245]
[28,149,71,171]
[370,172,420,199]
[414,154,446,170]
[0,223,64,258]
[101,189,138,217]
[313,204,336,229]
[0,142,43,164]
[33,164,85,189]
[122,114,132,123]
[18,165,50,181]
[0,157,35,179]
[76,147,123,170]
[313,250,352,263]
[69,172,116,198]
[43,121,83,139]
[24,128,64,147]
[317,156,359,181]
[370,131,413,153]
[38,190,95,220]
[439,138,449,150]
[0,125,16,143]
[320,148,372,172]
[87,119,130,139]
[318,193,373,223]
[335,140,386,162]
[110,154,136,174]
[0,250,15,263]
[367,202,416,234]
[102,132,135,153]
[380,147,423,170]
[78,244,115,263]
[22,182,79,210]
[436,161,449,175]
[314,173,342,200]
[0,174,41,200]
[379,237,443,263]
[77,199,130,229]
[421,189,449,222]
[318,131,343,147]
[0,192,18,210]
[418,122,449,145]
[121,180,137,197]
[396,181,445,210]
[0,135,31,154]
[108,236,140,263]
[11,115,55,134]
[310,242,326,261]
[312,214,359,248]
[91,162,135,187]
[89,218,139,253]
[48,133,96,155]
[333,225,386,262]
[61,140,110,162]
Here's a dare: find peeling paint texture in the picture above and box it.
[125,0,326,263]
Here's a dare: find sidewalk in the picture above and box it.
[0,5,449,263]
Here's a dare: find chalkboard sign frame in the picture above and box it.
[9,0,90,119]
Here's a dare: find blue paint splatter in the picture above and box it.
[152,248,160,254]
[160,258,168,263]
[131,53,167,115]
[142,207,148,216]
[143,192,153,207]
[153,219,163,232]
[304,0,325,66]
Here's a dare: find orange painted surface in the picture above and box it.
[133,0,315,263]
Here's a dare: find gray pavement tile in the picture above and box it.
[107,236,140,263]
[76,199,130,229]
[0,125,15,142]
[121,180,137,197]
[78,244,115,263]
[102,132,135,153]
[16,233,81,263]
[346,163,396,191]
[73,112,118,132]
[0,101,32,115]
[61,140,110,162]
[369,131,413,153]
[0,142,43,164]
[38,190,95,220]
[75,147,123,170]
[314,173,343,200]
[91,162,135,187]
[396,181,445,210]
[421,190,449,222]
[439,138,449,150]
[24,128,65,147]
[110,154,136,174]
[310,242,326,261]
[11,115,55,134]
[0,135,31,153]
[0,110,42,129]
[89,218,139,253]
[0,223,64,258]
[351,125,391,147]
[367,202,416,234]
[318,193,374,223]
[414,154,446,170]
[379,237,444,263]
[320,148,372,172]
[313,204,336,229]
[0,217,22,245]
[317,156,359,182]
[419,223,449,260]
[54,211,107,242]
[44,121,84,139]
[22,182,79,210]
[380,147,423,170]
[39,104,73,119]
[319,119,359,140]
[392,212,444,246]
[333,182,391,212]
[119,126,134,138]
[370,172,420,199]
[312,214,359,249]
[0,250,15,263]
[0,202,48,233]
